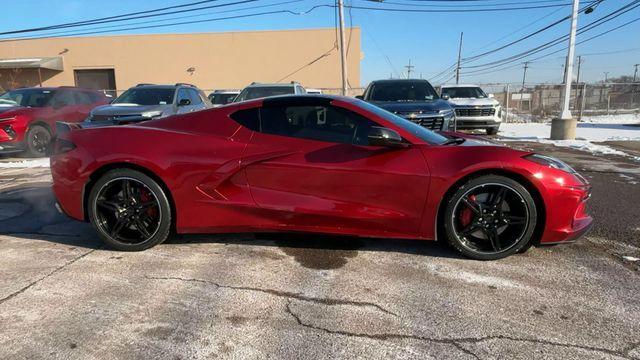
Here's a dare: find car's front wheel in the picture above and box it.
[443,175,537,260]
[25,124,52,157]
[88,169,172,251]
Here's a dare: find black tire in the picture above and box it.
[486,127,499,136]
[88,169,172,251]
[443,175,537,260]
[25,124,52,157]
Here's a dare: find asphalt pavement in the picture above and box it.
[0,142,639,360]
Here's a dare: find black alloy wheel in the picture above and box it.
[88,169,172,251]
[26,125,52,157]
[444,175,537,260]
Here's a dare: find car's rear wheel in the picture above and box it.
[443,175,537,260]
[486,127,499,136]
[25,125,52,157]
[88,169,172,251]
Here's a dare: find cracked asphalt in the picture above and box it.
[1,142,639,360]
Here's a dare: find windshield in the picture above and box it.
[369,82,439,102]
[235,86,294,102]
[113,88,175,105]
[441,87,487,99]
[211,93,238,105]
[357,101,448,145]
[0,89,57,107]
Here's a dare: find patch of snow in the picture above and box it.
[581,113,640,125]
[622,256,640,262]
[0,158,50,168]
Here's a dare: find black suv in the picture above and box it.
[358,79,455,131]
[83,83,211,127]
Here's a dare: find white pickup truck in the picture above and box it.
[441,84,503,135]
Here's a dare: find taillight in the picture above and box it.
[52,138,76,155]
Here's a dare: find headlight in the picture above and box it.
[141,110,163,118]
[525,154,576,173]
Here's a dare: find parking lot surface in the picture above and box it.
[1,142,639,359]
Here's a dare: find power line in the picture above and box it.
[346,2,588,13]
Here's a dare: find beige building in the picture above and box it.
[0,28,361,94]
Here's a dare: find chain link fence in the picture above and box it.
[468,82,640,123]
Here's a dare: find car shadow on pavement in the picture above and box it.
[0,184,464,262]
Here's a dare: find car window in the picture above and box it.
[0,89,57,107]
[73,91,94,105]
[211,93,238,105]
[53,90,77,106]
[230,108,260,131]
[236,86,295,102]
[113,88,175,105]
[187,89,203,105]
[259,105,377,145]
[176,89,190,104]
[368,81,439,102]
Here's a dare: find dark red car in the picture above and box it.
[51,95,592,260]
[0,87,110,156]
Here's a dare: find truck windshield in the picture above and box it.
[0,89,57,107]
[369,82,439,102]
[114,88,175,105]
[441,87,487,99]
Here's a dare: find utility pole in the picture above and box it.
[633,64,639,106]
[519,62,529,111]
[574,55,583,110]
[404,59,415,79]
[634,64,639,82]
[551,0,579,140]
[337,0,348,96]
[604,72,609,83]
[455,32,464,84]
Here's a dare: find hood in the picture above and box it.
[91,104,173,117]
[370,99,452,114]
[447,97,499,107]
[0,105,35,117]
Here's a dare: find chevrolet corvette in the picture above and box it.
[51,95,592,260]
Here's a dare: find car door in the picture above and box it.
[241,99,430,237]
[49,90,85,123]
[72,91,101,120]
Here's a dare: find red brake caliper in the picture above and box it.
[139,189,158,219]
[460,195,476,227]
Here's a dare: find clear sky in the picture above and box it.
[1,0,638,87]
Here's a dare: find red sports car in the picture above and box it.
[0,87,110,157]
[50,95,592,260]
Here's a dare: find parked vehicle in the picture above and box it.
[441,84,503,135]
[0,87,109,157]
[234,82,306,102]
[51,95,592,260]
[305,88,323,95]
[83,83,210,128]
[358,79,455,131]
[208,90,240,107]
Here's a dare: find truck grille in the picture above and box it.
[393,111,445,130]
[90,114,142,122]
[455,107,495,117]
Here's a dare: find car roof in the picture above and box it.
[133,84,183,90]
[441,84,481,88]
[369,79,432,84]
[213,89,240,94]
[234,94,355,107]
[244,82,298,88]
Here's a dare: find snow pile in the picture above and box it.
[499,121,640,142]
[499,116,640,159]
[0,158,50,168]
[581,113,640,125]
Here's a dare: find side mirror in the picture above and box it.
[355,95,364,100]
[368,126,406,147]
[488,93,495,98]
[178,98,191,106]
[441,94,450,100]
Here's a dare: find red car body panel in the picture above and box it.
[50,96,592,245]
[0,87,109,150]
